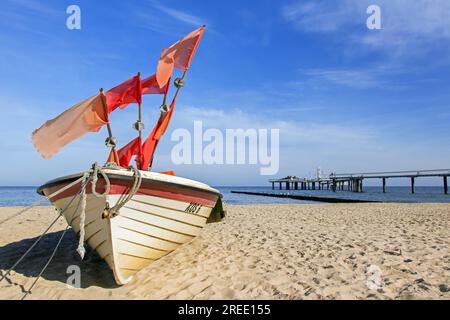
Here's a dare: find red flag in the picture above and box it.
[104,74,142,113]
[141,98,176,170]
[156,26,206,86]
[117,136,142,168]
[142,74,170,95]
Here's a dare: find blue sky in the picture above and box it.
[0,0,450,186]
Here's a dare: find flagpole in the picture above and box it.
[133,72,143,169]
[137,72,142,141]
[99,88,118,163]
[173,70,187,100]
[147,70,188,171]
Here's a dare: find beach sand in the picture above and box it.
[0,203,449,300]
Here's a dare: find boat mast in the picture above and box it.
[99,88,118,163]
[146,70,187,171]
[132,72,143,168]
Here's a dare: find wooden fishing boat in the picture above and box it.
[30,27,223,285]
[37,167,224,285]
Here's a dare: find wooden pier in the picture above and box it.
[270,169,450,194]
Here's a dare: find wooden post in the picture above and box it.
[382,178,386,193]
[99,88,114,141]
[279,182,282,190]
[272,182,274,190]
[286,182,290,190]
[99,88,118,163]
[137,72,142,139]
[294,182,298,190]
[444,176,448,195]
[411,177,415,194]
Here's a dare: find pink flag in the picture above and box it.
[156,26,206,86]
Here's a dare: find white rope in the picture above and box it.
[0,183,86,283]
[21,224,70,300]
[0,175,86,226]
[75,172,90,260]
[75,164,140,258]
[91,162,110,197]
[108,166,142,217]
[1,163,143,292]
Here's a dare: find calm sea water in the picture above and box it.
[1,186,449,207]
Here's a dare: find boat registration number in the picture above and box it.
[185,202,202,214]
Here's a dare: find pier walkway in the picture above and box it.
[269,169,450,194]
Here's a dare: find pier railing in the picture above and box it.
[270,169,450,194]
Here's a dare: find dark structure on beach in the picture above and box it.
[269,169,450,194]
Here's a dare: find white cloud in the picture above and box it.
[153,3,206,27]
[135,1,208,36]
[282,0,450,56]
[303,69,380,89]
[169,105,376,148]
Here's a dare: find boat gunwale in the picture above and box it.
[36,171,221,198]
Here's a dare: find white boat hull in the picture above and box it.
[39,168,223,285]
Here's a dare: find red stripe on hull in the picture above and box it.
[43,177,218,207]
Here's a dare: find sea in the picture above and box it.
[1,186,450,206]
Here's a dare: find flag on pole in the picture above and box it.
[156,26,206,87]
[104,74,142,113]
[142,74,170,95]
[117,136,142,168]
[140,98,177,170]
[32,93,108,160]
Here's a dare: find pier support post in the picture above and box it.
[382,178,386,193]
[272,182,274,190]
[411,177,415,194]
[312,182,316,190]
[279,182,282,190]
[286,182,290,190]
[444,176,448,195]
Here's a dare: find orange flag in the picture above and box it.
[32,93,108,160]
[156,26,206,86]
[107,148,120,165]
[140,98,176,170]
[104,74,142,113]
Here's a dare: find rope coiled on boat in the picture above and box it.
[103,165,142,218]
[77,163,141,259]
[0,162,143,295]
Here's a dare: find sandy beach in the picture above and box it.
[0,203,449,300]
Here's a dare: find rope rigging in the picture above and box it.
[0,163,142,298]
